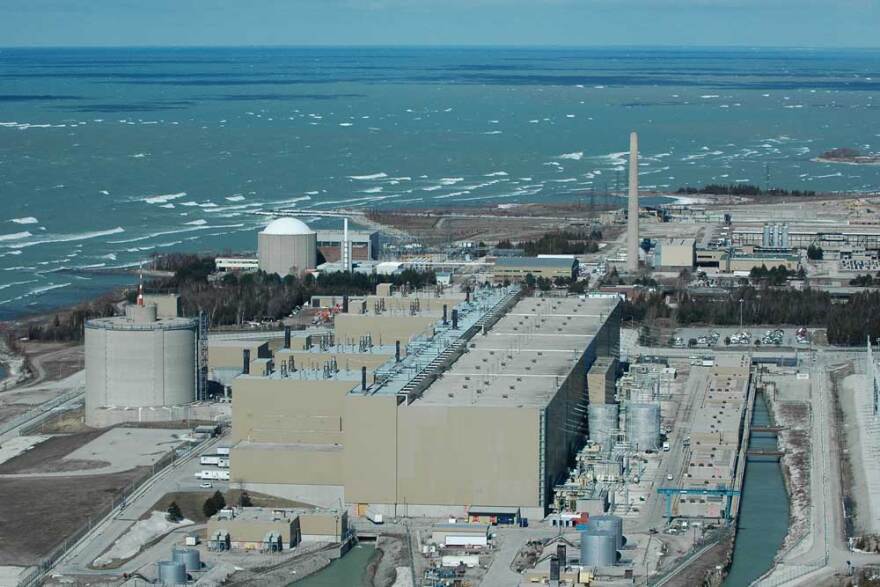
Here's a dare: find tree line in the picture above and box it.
[676,184,817,198]
[496,228,602,256]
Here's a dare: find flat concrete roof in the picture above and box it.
[416,296,618,409]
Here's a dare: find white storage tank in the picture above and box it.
[257,217,317,276]
[626,402,661,452]
[588,403,619,455]
[580,529,618,567]
[85,303,198,426]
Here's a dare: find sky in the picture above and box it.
[0,0,877,48]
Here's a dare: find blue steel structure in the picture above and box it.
[656,486,741,520]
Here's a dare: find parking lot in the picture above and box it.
[671,327,812,349]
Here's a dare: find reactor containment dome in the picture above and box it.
[257,217,317,276]
[85,303,198,427]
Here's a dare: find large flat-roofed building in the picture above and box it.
[493,256,578,282]
[228,287,621,520]
[206,507,349,551]
[654,238,695,269]
[317,229,380,262]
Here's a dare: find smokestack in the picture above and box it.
[452,309,459,330]
[442,304,448,325]
[342,217,352,273]
[361,366,367,391]
[627,131,640,272]
[284,326,291,349]
[242,349,251,375]
[395,340,401,362]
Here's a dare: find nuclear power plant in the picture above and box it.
[627,131,640,272]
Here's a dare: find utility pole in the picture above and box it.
[739,298,745,332]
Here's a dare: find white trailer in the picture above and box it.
[195,470,230,481]
[200,455,221,466]
[216,447,231,456]
[217,457,230,469]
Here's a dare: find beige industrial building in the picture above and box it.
[227,286,621,520]
[588,358,618,405]
[257,217,317,276]
[206,507,349,551]
[493,256,578,282]
[317,229,380,262]
[654,238,695,269]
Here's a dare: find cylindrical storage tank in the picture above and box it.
[626,402,661,452]
[85,316,198,426]
[157,560,187,585]
[588,403,619,454]
[257,217,317,276]
[586,515,624,549]
[172,547,201,571]
[580,529,617,567]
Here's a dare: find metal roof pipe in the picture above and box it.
[395,340,401,362]
[343,294,349,313]
[284,326,291,349]
[452,309,459,330]
[361,366,367,391]
[442,304,448,325]
[242,349,251,375]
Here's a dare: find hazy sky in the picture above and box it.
[0,0,877,48]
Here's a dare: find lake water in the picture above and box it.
[2,47,880,318]
[291,543,376,587]
[724,394,790,586]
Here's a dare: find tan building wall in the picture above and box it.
[728,256,799,272]
[395,405,541,508]
[344,394,399,504]
[363,294,462,316]
[657,239,695,268]
[141,294,180,319]
[299,511,348,541]
[231,377,353,444]
[333,314,436,344]
[231,443,344,486]
[206,517,299,548]
[209,341,270,371]
[588,358,618,405]
[492,265,575,282]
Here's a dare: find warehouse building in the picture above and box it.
[493,256,578,282]
[206,507,349,551]
[228,286,621,520]
[257,217,317,276]
[654,238,695,269]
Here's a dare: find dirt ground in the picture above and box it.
[0,429,105,474]
[0,468,146,565]
[365,203,614,246]
[27,405,90,434]
[666,530,734,587]
[17,341,84,387]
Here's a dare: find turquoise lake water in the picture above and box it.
[2,47,880,317]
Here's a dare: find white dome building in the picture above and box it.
[257,217,317,276]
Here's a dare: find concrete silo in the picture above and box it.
[85,302,198,427]
[257,217,317,276]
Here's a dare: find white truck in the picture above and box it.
[200,455,221,466]
[662,441,671,452]
[216,446,231,456]
[195,470,230,481]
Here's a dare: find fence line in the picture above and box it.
[16,437,212,587]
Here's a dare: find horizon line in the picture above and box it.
[1,43,879,51]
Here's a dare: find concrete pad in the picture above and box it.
[0,565,34,585]
[844,373,880,533]
[63,427,190,473]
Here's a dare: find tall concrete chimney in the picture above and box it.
[627,131,640,272]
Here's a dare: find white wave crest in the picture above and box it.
[10,217,38,225]
[0,231,32,242]
[349,173,388,180]
[558,152,584,161]
[143,192,187,205]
